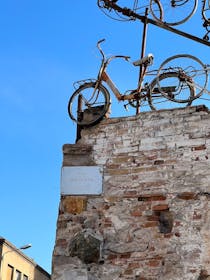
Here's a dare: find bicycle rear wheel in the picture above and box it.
[148,72,194,110]
[68,82,110,126]
[150,0,198,26]
[156,54,208,102]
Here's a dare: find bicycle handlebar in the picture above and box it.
[97,39,106,61]
[97,38,130,63]
[97,38,106,45]
[108,55,130,63]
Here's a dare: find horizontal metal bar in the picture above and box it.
[102,1,210,47]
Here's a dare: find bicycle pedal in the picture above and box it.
[124,104,129,111]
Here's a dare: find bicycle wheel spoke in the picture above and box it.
[150,0,198,25]
[68,82,110,126]
[148,72,193,110]
[150,95,190,110]
[157,54,208,102]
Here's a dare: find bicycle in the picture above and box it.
[156,53,208,103]
[151,0,210,40]
[68,39,207,127]
[97,0,198,26]
[202,0,210,40]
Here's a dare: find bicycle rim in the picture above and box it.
[68,82,110,126]
[156,54,208,102]
[148,72,194,110]
[150,0,198,26]
[149,0,163,22]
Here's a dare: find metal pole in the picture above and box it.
[136,8,149,115]
[138,7,149,88]
[76,94,82,142]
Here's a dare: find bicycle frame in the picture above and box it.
[94,39,150,103]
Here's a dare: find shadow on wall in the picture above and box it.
[34,265,51,280]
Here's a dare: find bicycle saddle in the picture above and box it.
[133,53,154,66]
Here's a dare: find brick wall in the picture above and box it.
[52,105,210,280]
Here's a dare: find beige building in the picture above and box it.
[0,237,50,280]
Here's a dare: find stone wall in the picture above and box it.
[52,105,210,280]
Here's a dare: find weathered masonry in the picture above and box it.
[52,105,210,280]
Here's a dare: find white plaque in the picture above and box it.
[60,166,103,195]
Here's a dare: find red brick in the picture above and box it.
[104,223,112,227]
[164,233,173,238]
[127,262,142,269]
[177,192,196,200]
[174,221,182,227]
[56,239,67,248]
[189,269,197,273]
[138,194,167,201]
[131,211,143,217]
[107,254,118,260]
[119,253,131,259]
[146,215,160,221]
[191,144,206,151]
[152,204,169,211]
[124,269,133,275]
[124,190,137,197]
[193,211,202,220]
[146,259,161,267]
[142,221,159,228]
[154,160,165,165]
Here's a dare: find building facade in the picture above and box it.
[0,238,50,280]
[52,105,210,280]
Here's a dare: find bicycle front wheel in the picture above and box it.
[156,54,208,102]
[150,0,198,26]
[68,82,111,126]
[148,72,194,110]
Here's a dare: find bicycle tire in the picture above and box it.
[68,82,111,126]
[156,54,208,102]
[149,0,164,22]
[148,72,194,110]
[150,0,198,26]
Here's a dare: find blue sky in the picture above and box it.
[0,0,209,274]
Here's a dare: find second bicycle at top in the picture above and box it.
[68,39,208,127]
[97,0,198,26]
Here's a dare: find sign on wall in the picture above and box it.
[60,166,103,195]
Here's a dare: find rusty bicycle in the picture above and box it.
[98,0,210,40]
[151,0,210,39]
[68,39,208,126]
[97,0,198,26]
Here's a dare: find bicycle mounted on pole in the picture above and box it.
[98,0,210,41]
[68,3,209,128]
[68,38,208,127]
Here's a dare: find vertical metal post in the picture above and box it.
[76,94,82,142]
[136,8,149,115]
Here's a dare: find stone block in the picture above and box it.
[61,196,87,214]
[68,229,103,264]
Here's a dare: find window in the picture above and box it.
[23,275,28,280]
[6,265,14,280]
[15,270,21,280]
